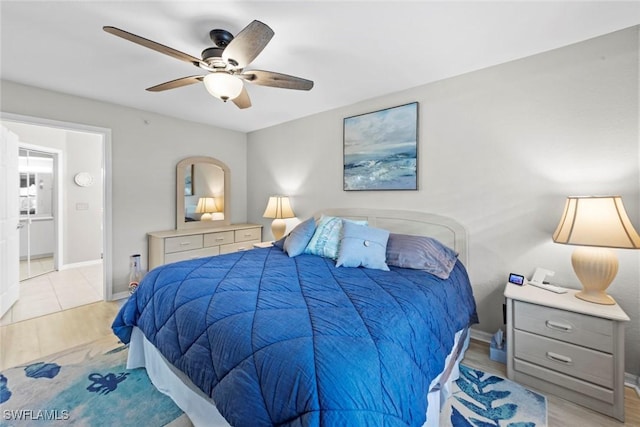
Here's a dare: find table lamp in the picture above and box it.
[263,196,295,240]
[195,197,218,221]
[552,196,640,304]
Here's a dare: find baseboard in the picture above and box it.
[60,259,102,270]
[470,328,493,343]
[625,372,640,396]
[110,291,130,302]
[472,328,639,394]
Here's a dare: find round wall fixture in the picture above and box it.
[74,172,94,187]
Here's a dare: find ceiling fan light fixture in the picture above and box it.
[203,73,243,101]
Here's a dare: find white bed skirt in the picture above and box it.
[127,327,470,427]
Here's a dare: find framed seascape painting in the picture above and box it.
[343,102,418,191]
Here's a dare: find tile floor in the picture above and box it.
[0,261,103,326]
[19,256,55,281]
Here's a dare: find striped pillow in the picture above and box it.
[304,216,367,260]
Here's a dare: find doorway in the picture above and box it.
[0,115,112,325]
[18,146,58,281]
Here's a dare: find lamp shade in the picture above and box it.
[262,196,295,219]
[553,196,640,249]
[203,73,243,101]
[553,195,640,305]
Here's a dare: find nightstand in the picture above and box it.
[504,282,629,421]
[253,241,274,249]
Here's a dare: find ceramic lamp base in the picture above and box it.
[571,246,617,305]
[271,219,287,241]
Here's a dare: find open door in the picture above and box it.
[0,125,20,317]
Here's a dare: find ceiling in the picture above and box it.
[1,1,639,133]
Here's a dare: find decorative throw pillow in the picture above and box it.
[336,222,390,271]
[304,215,368,260]
[283,217,317,257]
[385,233,458,279]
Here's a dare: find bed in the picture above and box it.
[113,209,478,426]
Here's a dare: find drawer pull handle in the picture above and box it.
[545,320,572,332]
[215,238,224,241]
[243,233,252,237]
[179,242,192,246]
[546,352,572,365]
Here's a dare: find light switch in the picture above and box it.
[76,203,89,211]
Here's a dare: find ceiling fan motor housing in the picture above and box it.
[209,29,234,47]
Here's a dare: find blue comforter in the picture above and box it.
[113,247,477,426]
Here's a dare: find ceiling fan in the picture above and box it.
[103,20,313,109]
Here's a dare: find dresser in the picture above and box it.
[148,224,262,270]
[504,282,629,421]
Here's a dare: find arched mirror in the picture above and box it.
[176,156,230,230]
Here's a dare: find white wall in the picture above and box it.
[247,27,640,375]
[64,131,103,264]
[1,82,248,295]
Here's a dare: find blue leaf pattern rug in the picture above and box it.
[440,365,547,427]
[0,336,188,426]
[1,337,546,427]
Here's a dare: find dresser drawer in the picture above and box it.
[514,359,614,404]
[235,228,261,243]
[204,231,234,247]
[220,240,260,254]
[514,300,613,352]
[165,235,203,254]
[514,329,612,388]
[164,246,220,264]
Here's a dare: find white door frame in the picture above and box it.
[1,112,113,300]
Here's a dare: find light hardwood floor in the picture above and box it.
[0,300,120,370]
[1,303,638,426]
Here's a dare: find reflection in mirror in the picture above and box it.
[176,156,230,230]
[19,149,54,217]
[184,163,225,222]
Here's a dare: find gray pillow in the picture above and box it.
[273,236,286,250]
[385,233,458,279]
[283,217,317,257]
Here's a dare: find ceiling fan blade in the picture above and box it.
[146,76,204,92]
[222,20,274,68]
[103,26,203,67]
[232,86,252,109]
[241,70,313,90]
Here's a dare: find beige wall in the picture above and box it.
[247,27,640,376]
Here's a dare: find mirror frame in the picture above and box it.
[176,156,230,230]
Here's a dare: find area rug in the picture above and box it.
[0,336,189,426]
[1,338,546,427]
[440,364,547,427]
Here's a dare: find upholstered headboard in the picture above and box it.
[313,208,468,267]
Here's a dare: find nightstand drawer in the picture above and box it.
[514,329,613,388]
[514,359,614,404]
[164,246,220,264]
[514,300,613,352]
[165,235,203,253]
[204,231,234,247]
[235,228,261,242]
